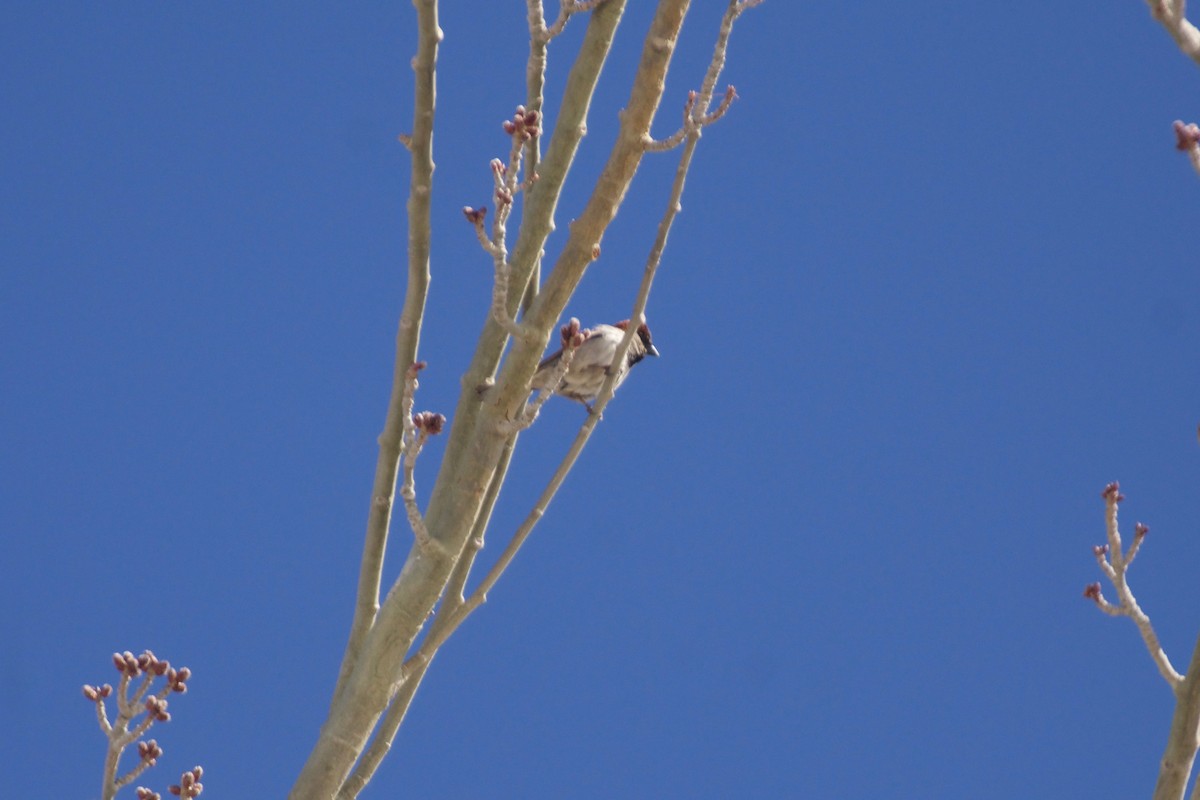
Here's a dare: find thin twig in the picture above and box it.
[336,421,518,800]
[470,109,543,340]
[332,0,441,710]
[1148,0,1200,63]
[86,651,192,800]
[397,362,447,555]
[336,655,436,800]
[1086,483,1182,687]
[544,0,609,40]
[645,83,738,151]
[428,0,627,536]
[400,0,757,676]
[504,319,585,432]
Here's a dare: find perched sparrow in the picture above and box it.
[530,320,659,407]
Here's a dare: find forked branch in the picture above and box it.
[398,361,448,555]
[83,650,195,800]
[334,0,441,708]
[399,0,762,693]
[1085,482,1180,686]
[1084,482,1200,800]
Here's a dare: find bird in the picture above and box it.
[530,319,659,408]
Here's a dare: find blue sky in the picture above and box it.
[6,2,1200,797]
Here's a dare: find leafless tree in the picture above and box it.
[82,2,763,795]
[285,1,760,797]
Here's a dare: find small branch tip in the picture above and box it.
[1175,120,1200,150]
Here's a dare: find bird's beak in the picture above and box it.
[647,344,660,357]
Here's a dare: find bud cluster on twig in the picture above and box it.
[645,85,738,152]
[502,318,587,434]
[398,361,447,554]
[1173,119,1200,177]
[1084,483,1181,688]
[83,649,201,800]
[464,105,546,340]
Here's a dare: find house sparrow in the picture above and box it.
[530,320,659,407]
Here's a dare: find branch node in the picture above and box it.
[398,363,448,557]
[1086,483,1183,687]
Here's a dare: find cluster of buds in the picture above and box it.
[1174,120,1200,151]
[81,651,191,708]
[462,205,487,225]
[84,649,199,800]
[503,105,540,141]
[112,650,192,693]
[144,696,170,723]
[559,317,586,350]
[137,739,163,765]
[83,683,113,702]
[403,362,447,447]
[1084,483,1150,604]
[412,411,446,436]
[169,766,204,798]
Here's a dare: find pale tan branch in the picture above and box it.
[1175,633,1200,800]
[336,431,516,799]
[505,319,585,433]
[398,0,753,682]
[1085,482,1200,800]
[645,84,737,151]
[86,651,192,800]
[398,362,447,556]
[543,0,609,40]
[435,1,627,496]
[1148,0,1200,63]
[294,4,764,798]
[469,108,543,341]
[336,653,436,800]
[332,0,442,711]
[1086,483,1182,688]
[643,0,757,153]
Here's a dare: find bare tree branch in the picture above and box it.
[398,0,758,687]
[332,0,442,711]
[84,650,194,800]
[290,5,638,798]
[1084,482,1200,800]
[293,1,762,795]
[1147,0,1200,63]
[1086,483,1181,686]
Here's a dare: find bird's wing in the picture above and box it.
[536,347,563,371]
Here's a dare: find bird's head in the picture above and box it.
[614,319,659,359]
